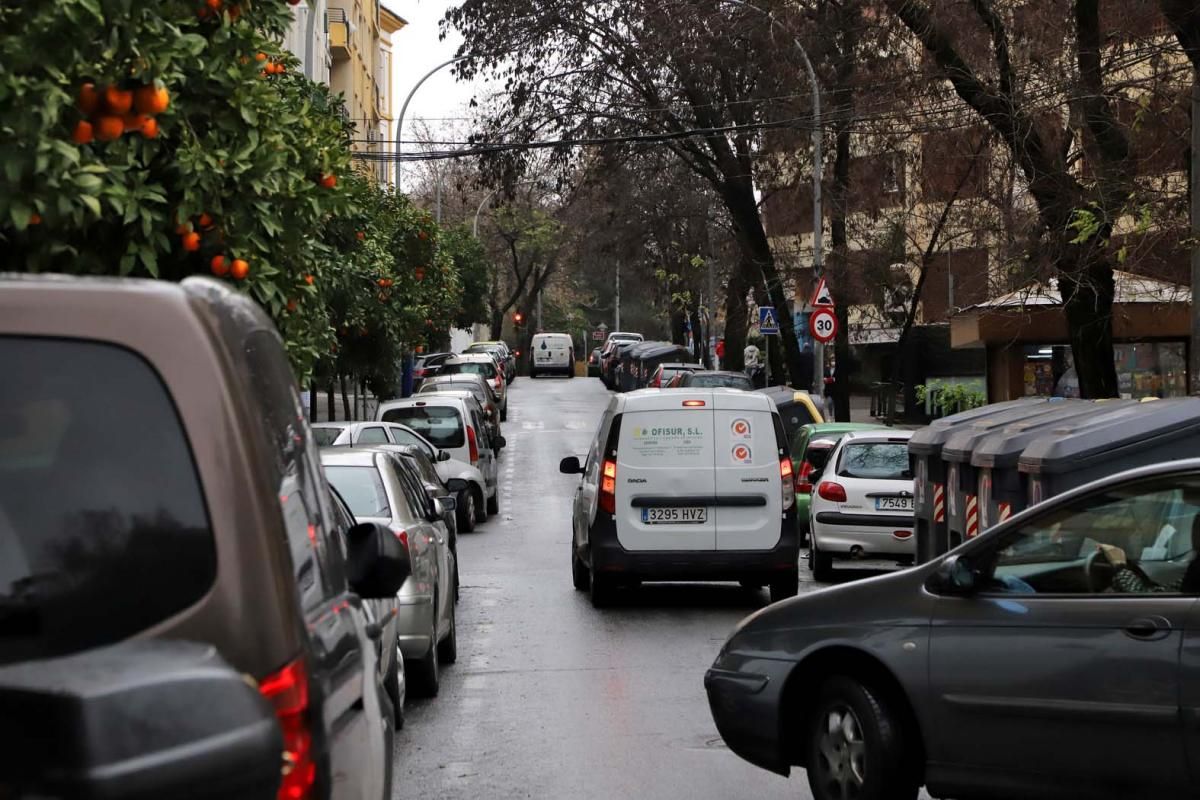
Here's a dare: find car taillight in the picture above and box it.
[393,528,409,549]
[260,658,315,800]
[599,459,617,514]
[414,368,426,378]
[796,461,815,494]
[780,458,795,510]
[817,481,847,503]
[467,426,479,465]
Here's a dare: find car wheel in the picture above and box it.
[811,537,834,582]
[487,489,499,516]
[456,490,476,533]
[567,361,575,378]
[473,487,488,524]
[408,609,440,698]
[384,642,404,729]
[770,568,799,603]
[589,566,612,608]
[437,599,457,664]
[806,677,917,800]
[454,560,460,603]
[529,369,538,379]
[572,547,590,591]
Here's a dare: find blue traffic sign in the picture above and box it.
[758,306,780,335]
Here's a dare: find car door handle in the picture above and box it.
[1123,616,1172,641]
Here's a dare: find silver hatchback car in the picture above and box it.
[321,448,458,697]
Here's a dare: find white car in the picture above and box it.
[378,395,503,522]
[314,420,490,533]
[560,388,799,606]
[530,332,575,378]
[807,429,916,580]
[439,353,508,420]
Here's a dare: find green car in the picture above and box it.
[791,422,886,545]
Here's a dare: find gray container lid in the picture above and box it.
[908,398,1048,457]
[942,399,1087,464]
[970,400,1134,469]
[1018,397,1200,475]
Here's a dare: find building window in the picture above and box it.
[1024,342,1187,399]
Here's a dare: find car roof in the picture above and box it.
[533,332,572,338]
[659,362,702,369]
[615,387,774,413]
[380,395,473,412]
[318,447,389,467]
[691,370,751,379]
[424,373,487,384]
[804,422,884,434]
[447,353,496,362]
[839,429,915,443]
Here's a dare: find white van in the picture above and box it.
[559,389,798,606]
[530,332,575,378]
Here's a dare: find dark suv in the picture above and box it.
[0,276,408,800]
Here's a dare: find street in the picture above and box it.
[393,376,923,800]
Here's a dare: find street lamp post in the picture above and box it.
[394,55,469,188]
[717,0,825,398]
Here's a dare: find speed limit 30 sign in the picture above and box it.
[809,308,837,343]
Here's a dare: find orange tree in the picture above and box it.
[0,0,422,378]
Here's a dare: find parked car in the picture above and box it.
[413,351,454,390]
[560,388,798,606]
[392,444,461,600]
[588,347,603,377]
[439,353,508,420]
[321,448,457,698]
[674,370,754,391]
[807,429,916,579]
[601,339,642,389]
[530,332,576,378]
[418,374,503,434]
[378,395,504,520]
[707,456,1200,800]
[791,423,886,545]
[312,419,430,448]
[0,275,408,800]
[648,361,703,388]
[602,330,644,349]
[465,340,516,384]
[758,386,826,438]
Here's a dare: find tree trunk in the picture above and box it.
[326,380,335,422]
[1060,254,1120,398]
[722,267,750,372]
[339,374,351,420]
[489,305,503,341]
[689,307,704,364]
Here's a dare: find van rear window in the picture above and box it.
[382,406,465,448]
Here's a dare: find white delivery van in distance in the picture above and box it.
[530,332,575,378]
[560,388,799,606]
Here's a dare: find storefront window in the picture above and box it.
[1022,342,1186,399]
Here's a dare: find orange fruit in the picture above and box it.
[104,85,133,115]
[206,0,222,9]
[287,299,298,312]
[78,82,100,114]
[134,85,170,115]
[210,255,229,276]
[182,232,201,252]
[377,279,387,287]
[356,231,365,240]
[122,113,141,133]
[320,173,337,189]
[140,117,159,139]
[418,230,429,240]
[304,274,315,285]
[29,213,42,225]
[231,259,250,280]
[229,5,242,19]
[198,213,213,229]
[72,120,94,144]
[197,6,210,18]
[255,52,267,62]
[95,116,124,142]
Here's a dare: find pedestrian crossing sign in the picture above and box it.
[758,306,780,335]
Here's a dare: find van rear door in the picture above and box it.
[614,395,716,551]
[712,395,783,551]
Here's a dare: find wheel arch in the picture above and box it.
[778,645,926,780]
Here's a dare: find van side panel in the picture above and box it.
[712,407,783,551]
[615,408,717,551]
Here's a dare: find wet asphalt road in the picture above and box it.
[393,376,915,800]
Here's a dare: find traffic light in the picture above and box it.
[513,311,524,326]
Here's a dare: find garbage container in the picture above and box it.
[970,400,1133,533]
[941,398,1083,548]
[909,398,1046,564]
[1019,397,1200,505]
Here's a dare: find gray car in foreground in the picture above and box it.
[707,457,1200,800]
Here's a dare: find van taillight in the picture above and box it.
[260,658,315,800]
[467,426,479,464]
[796,462,815,494]
[599,459,617,514]
[818,482,847,503]
[780,458,795,510]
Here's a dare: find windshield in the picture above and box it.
[443,361,496,378]
[689,373,752,390]
[323,466,391,518]
[389,427,435,457]
[381,406,465,448]
[421,382,487,404]
[311,426,347,447]
[838,442,911,480]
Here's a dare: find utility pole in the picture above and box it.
[615,265,622,331]
[536,288,543,330]
[1191,74,1200,395]
[707,258,716,367]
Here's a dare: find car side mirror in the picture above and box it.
[559,456,583,475]
[345,521,411,598]
[926,554,979,596]
[0,640,283,800]
[437,450,451,462]
[495,435,507,449]
[435,496,457,515]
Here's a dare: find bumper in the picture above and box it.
[588,508,799,582]
[704,656,795,775]
[812,513,915,557]
[394,596,433,659]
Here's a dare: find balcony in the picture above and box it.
[328,7,349,62]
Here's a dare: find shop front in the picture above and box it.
[950,272,1190,401]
